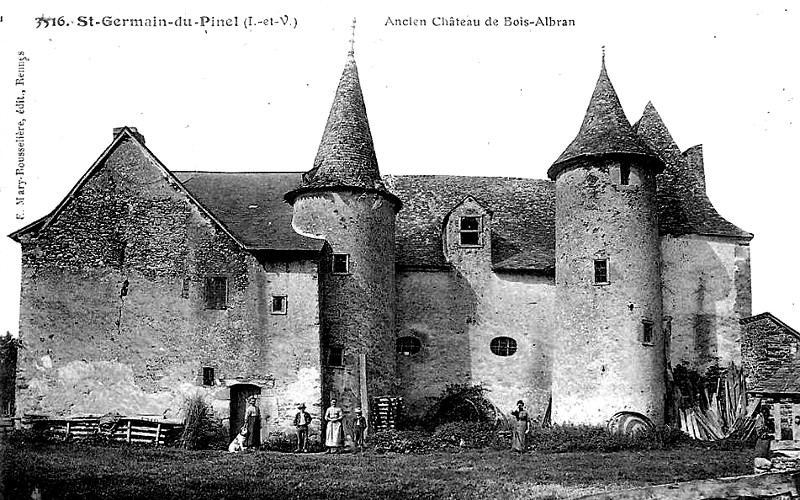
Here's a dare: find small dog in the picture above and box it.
[228,430,247,453]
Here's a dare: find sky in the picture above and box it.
[1,1,798,335]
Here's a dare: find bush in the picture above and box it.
[421,384,499,430]
[370,429,455,454]
[432,421,504,449]
[529,424,690,453]
[179,394,217,450]
[7,427,55,445]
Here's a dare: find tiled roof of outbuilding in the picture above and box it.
[286,54,398,207]
[175,171,324,252]
[385,175,556,271]
[549,58,662,179]
[635,103,753,240]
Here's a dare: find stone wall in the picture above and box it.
[742,314,800,398]
[552,159,665,425]
[15,135,323,444]
[395,269,555,422]
[662,235,752,372]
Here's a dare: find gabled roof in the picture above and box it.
[742,312,800,394]
[385,175,555,272]
[174,172,324,252]
[635,103,753,240]
[8,127,247,249]
[285,53,400,209]
[741,312,800,336]
[548,58,662,179]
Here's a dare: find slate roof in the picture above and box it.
[174,171,324,252]
[384,175,556,272]
[636,103,753,240]
[285,54,399,208]
[549,58,662,180]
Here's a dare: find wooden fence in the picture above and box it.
[29,416,184,446]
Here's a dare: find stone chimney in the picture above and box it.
[113,126,146,145]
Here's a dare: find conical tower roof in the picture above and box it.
[286,51,399,208]
[548,57,662,180]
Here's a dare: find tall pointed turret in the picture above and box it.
[548,56,661,180]
[549,53,665,426]
[287,31,400,421]
[286,30,397,205]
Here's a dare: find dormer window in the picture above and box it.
[460,216,481,246]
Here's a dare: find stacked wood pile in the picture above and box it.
[0,417,14,437]
[27,415,183,445]
[672,362,758,441]
[372,396,403,432]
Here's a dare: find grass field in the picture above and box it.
[1,442,754,499]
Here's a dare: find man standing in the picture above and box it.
[244,396,261,451]
[294,403,312,453]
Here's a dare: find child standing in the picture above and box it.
[352,407,367,452]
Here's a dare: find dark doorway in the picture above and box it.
[230,384,261,440]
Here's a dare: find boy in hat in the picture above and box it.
[352,407,367,452]
[293,402,312,452]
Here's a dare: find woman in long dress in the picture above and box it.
[324,398,345,453]
[244,396,261,450]
[510,400,530,452]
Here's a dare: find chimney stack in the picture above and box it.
[112,126,145,145]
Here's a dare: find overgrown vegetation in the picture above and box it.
[420,384,499,429]
[179,394,222,450]
[371,422,699,454]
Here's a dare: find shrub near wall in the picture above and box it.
[370,423,692,454]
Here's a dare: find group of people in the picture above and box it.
[229,396,534,453]
[228,397,367,454]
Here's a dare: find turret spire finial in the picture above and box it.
[348,18,357,57]
[601,45,606,66]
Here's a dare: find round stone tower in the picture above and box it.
[548,57,666,426]
[285,48,401,415]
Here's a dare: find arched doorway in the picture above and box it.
[230,384,261,440]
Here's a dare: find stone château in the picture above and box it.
[8,50,752,441]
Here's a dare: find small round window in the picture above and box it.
[490,337,517,356]
[396,336,422,355]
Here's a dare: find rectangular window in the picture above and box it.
[593,259,609,284]
[327,346,344,367]
[205,277,228,309]
[642,320,654,345]
[202,367,215,386]
[181,278,190,299]
[460,216,480,246]
[620,165,630,185]
[332,254,350,274]
[271,295,287,315]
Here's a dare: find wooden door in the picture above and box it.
[230,384,261,440]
